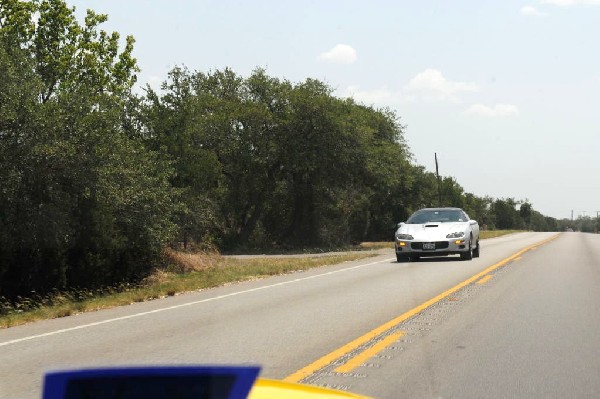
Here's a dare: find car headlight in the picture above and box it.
[396,234,414,240]
[446,232,465,238]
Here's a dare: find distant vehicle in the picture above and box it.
[395,207,480,262]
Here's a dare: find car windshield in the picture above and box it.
[407,210,466,224]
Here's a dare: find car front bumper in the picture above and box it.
[395,238,468,256]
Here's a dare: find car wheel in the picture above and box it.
[473,239,480,258]
[460,238,473,261]
[396,253,408,262]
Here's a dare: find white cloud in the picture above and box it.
[344,85,415,106]
[317,44,357,64]
[147,76,163,90]
[345,69,482,107]
[540,0,600,5]
[520,6,547,16]
[464,103,520,117]
[406,68,479,103]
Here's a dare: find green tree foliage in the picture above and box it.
[559,216,598,233]
[144,67,420,248]
[462,194,494,228]
[492,198,522,230]
[485,198,555,231]
[519,202,532,229]
[0,0,175,299]
[528,210,558,232]
[1,0,137,101]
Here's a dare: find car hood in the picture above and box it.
[397,222,469,241]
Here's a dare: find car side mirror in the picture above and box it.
[397,222,405,228]
[469,220,478,226]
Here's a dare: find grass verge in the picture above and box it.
[0,231,523,329]
[479,230,523,239]
[0,252,375,329]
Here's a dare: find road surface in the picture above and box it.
[2,232,600,398]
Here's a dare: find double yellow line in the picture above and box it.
[284,234,559,382]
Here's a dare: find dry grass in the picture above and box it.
[479,230,523,239]
[140,268,172,285]
[162,247,222,272]
[358,241,395,250]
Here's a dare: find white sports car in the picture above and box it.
[395,207,480,262]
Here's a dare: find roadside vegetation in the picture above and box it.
[479,230,524,239]
[0,251,375,329]
[0,229,522,328]
[0,1,580,311]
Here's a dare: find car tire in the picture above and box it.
[396,253,408,262]
[473,239,480,258]
[460,238,473,261]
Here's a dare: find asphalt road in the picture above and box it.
[2,232,599,398]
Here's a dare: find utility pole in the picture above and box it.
[435,153,442,206]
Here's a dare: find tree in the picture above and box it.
[143,67,415,248]
[1,0,137,102]
[519,202,532,230]
[463,194,494,228]
[492,198,523,230]
[0,0,176,299]
[440,177,465,209]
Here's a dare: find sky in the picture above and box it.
[68,0,600,220]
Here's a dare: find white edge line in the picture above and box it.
[0,257,395,347]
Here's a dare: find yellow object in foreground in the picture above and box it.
[248,379,373,399]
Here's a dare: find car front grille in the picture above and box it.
[411,241,450,250]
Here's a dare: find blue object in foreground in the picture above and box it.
[42,366,261,399]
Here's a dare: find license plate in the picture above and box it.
[423,242,435,250]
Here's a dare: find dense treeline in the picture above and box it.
[0,0,561,300]
[560,216,600,233]
[140,66,422,248]
[0,0,177,299]
[139,68,560,248]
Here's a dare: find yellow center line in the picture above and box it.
[476,275,493,284]
[284,233,560,383]
[514,256,522,261]
[335,332,405,373]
